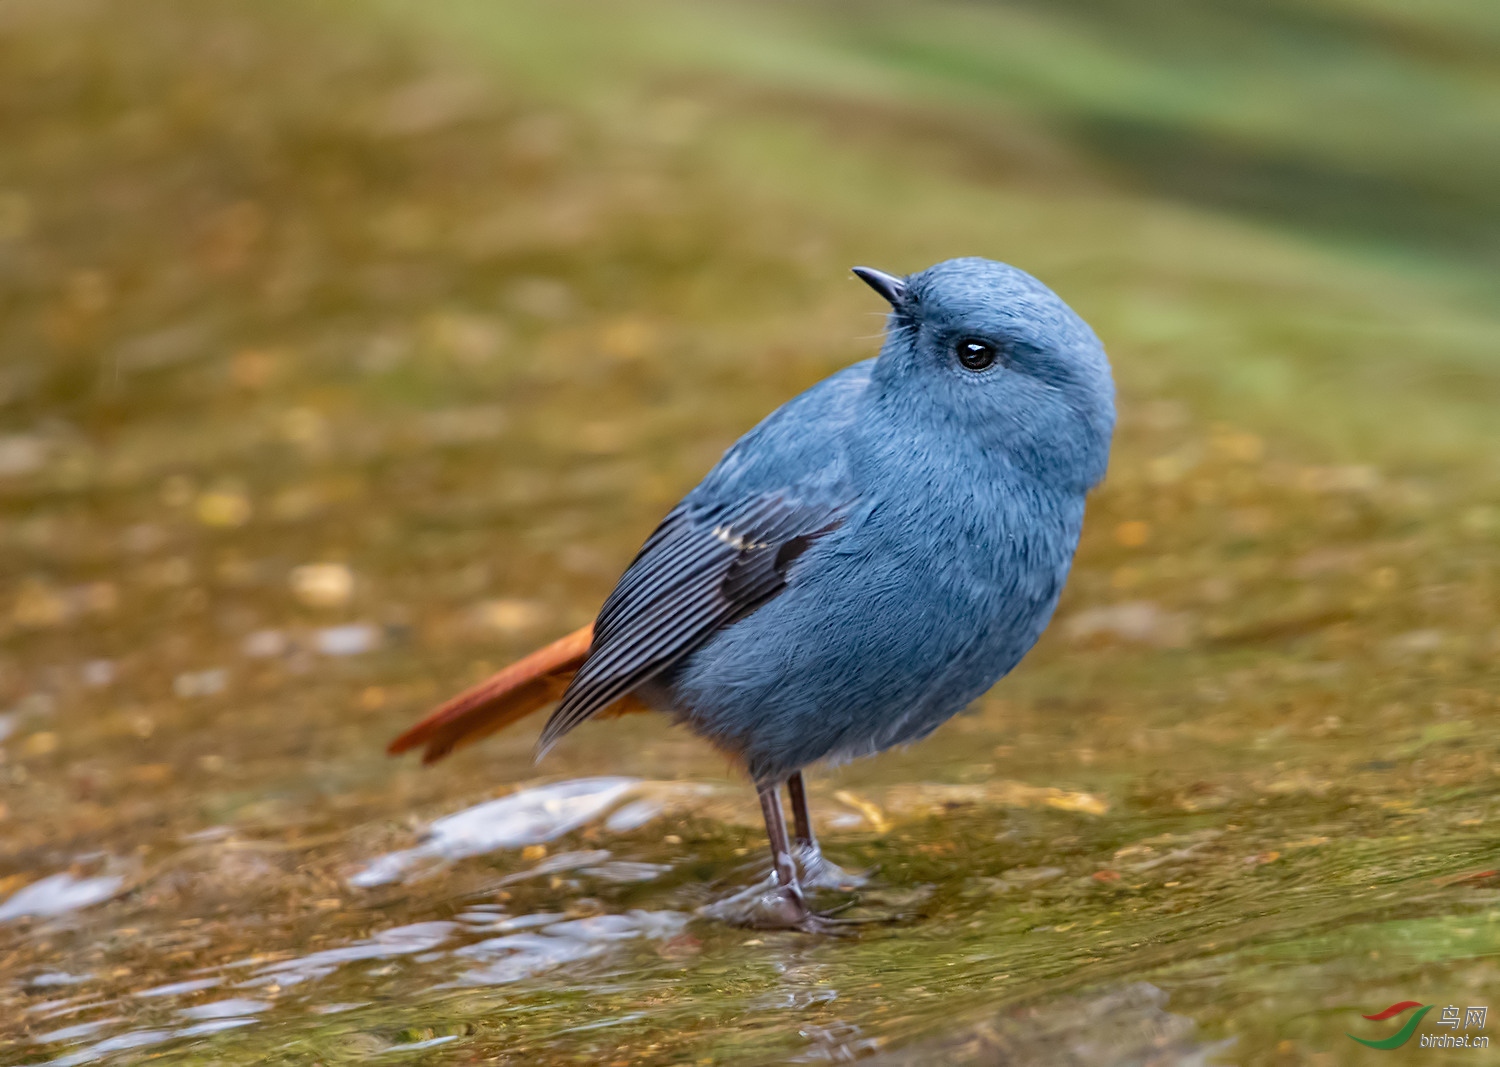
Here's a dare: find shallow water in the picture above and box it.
[1,1,1498,1064]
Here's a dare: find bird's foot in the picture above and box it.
[752,887,879,934]
[755,884,813,929]
[795,843,868,890]
[697,878,803,929]
[699,878,869,934]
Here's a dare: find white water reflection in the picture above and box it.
[350,777,713,887]
[179,998,271,1020]
[45,1028,174,1067]
[238,921,459,987]
[29,777,706,1064]
[0,873,123,922]
[580,860,671,883]
[134,977,222,998]
[36,906,689,1063]
[175,1018,257,1037]
[452,909,689,986]
[497,848,611,885]
[31,1020,115,1045]
[492,849,667,887]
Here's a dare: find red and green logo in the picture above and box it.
[1347,1002,1432,1050]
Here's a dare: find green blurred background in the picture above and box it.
[1,1,1497,1064]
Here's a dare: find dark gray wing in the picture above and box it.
[536,492,846,754]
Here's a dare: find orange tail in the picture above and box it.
[389,624,597,764]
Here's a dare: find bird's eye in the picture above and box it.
[955,337,997,371]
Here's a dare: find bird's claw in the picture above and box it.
[749,886,897,934]
[795,844,868,890]
[699,880,811,929]
[699,876,903,933]
[754,884,811,929]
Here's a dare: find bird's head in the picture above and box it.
[856,257,1115,491]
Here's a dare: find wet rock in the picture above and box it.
[115,321,213,373]
[598,316,658,362]
[0,190,31,239]
[423,312,508,365]
[173,668,228,698]
[12,580,70,628]
[280,408,330,451]
[10,579,88,628]
[289,563,354,608]
[270,484,326,522]
[1114,520,1151,547]
[1384,628,1444,658]
[229,346,283,389]
[1065,601,1193,649]
[315,623,380,656]
[421,404,508,445]
[22,731,59,756]
[374,73,488,137]
[195,488,252,527]
[241,629,288,658]
[0,434,48,477]
[471,598,548,635]
[506,276,576,321]
[80,659,116,687]
[1461,505,1500,536]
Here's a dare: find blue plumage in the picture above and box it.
[540,257,1114,926]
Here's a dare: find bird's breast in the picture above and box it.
[844,466,1083,599]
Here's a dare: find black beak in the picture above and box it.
[852,266,907,309]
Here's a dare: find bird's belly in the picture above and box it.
[662,544,1063,782]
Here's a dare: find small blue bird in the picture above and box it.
[391,258,1115,928]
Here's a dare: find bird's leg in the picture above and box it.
[787,770,828,882]
[786,770,866,890]
[722,782,883,933]
[756,782,810,927]
[788,770,816,851]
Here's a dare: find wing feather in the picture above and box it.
[594,516,723,641]
[536,492,846,754]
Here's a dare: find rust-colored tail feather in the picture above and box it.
[389,624,595,764]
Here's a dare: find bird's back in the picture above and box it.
[685,358,874,507]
